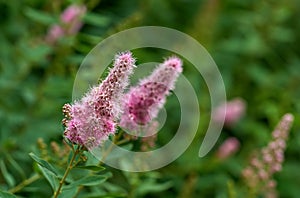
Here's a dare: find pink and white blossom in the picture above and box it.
[62,52,136,149]
[120,56,183,132]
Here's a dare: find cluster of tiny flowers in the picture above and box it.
[46,4,86,43]
[63,52,136,149]
[120,56,183,132]
[242,113,294,198]
[213,98,246,126]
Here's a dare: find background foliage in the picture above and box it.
[1,0,300,197]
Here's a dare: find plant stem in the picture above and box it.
[98,132,121,166]
[98,139,116,166]
[177,172,197,198]
[53,146,80,198]
[116,138,130,146]
[8,174,40,194]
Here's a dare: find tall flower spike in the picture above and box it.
[120,56,183,132]
[63,52,136,149]
[242,113,294,198]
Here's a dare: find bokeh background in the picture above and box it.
[1,0,300,197]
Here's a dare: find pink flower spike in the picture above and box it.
[216,137,240,160]
[45,4,86,44]
[60,4,86,24]
[63,51,136,149]
[163,56,183,73]
[242,113,294,197]
[213,97,246,126]
[120,56,183,132]
[45,25,65,44]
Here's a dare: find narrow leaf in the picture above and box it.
[83,13,110,26]
[66,175,108,188]
[0,190,17,198]
[29,153,58,175]
[37,164,59,191]
[58,186,78,198]
[75,165,105,172]
[84,192,127,198]
[0,160,15,187]
[23,7,56,25]
[136,181,173,195]
[5,153,26,180]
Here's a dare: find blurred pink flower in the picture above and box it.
[242,113,294,198]
[60,5,86,24]
[216,137,240,159]
[213,97,246,126]
[120,56,183,132]
[62,52,136,149]
[45,4,86,43]
[61,4,86,35]
[45,24,64,44]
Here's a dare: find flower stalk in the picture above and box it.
[242,113,294,197]
[53,145,81,198]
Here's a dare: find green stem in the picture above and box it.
[8,174,40,194]
[53,146,80,198]
[116,139,130,146]
[128,183,137,198]
[98,140,116,166]
[98,132,122,166]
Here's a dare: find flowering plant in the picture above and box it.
[19,51,183,197]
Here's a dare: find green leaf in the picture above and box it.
[58,186,79,198]
[83,13,110,26]
[136,181,173,195]
[37,164,59,191]
[5,153,26,180]
[102,181,127,193]
[75,165,105,172]
[77,33,102,45]
[23,7,56,25]
[0,190,17,198]
[84,192,127,198]
[66,54,85,64]
[24,44,52,63]
[29,152,58,175]
[66,175,108,188]
[0,160,15,187]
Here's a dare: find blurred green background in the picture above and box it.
[1,0,300,197]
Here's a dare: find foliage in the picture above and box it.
[0,0,300,197]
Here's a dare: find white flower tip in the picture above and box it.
[114,51,136,68]
[164,56,183,73]
[283,113,294,123]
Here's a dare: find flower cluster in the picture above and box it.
[120,56,183,132]
[63,52,136,149]
[216,137,240,160]
[213,97,246,126]
[242,113,294,198]
[62,53,183,151]
[46,4,86,43]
